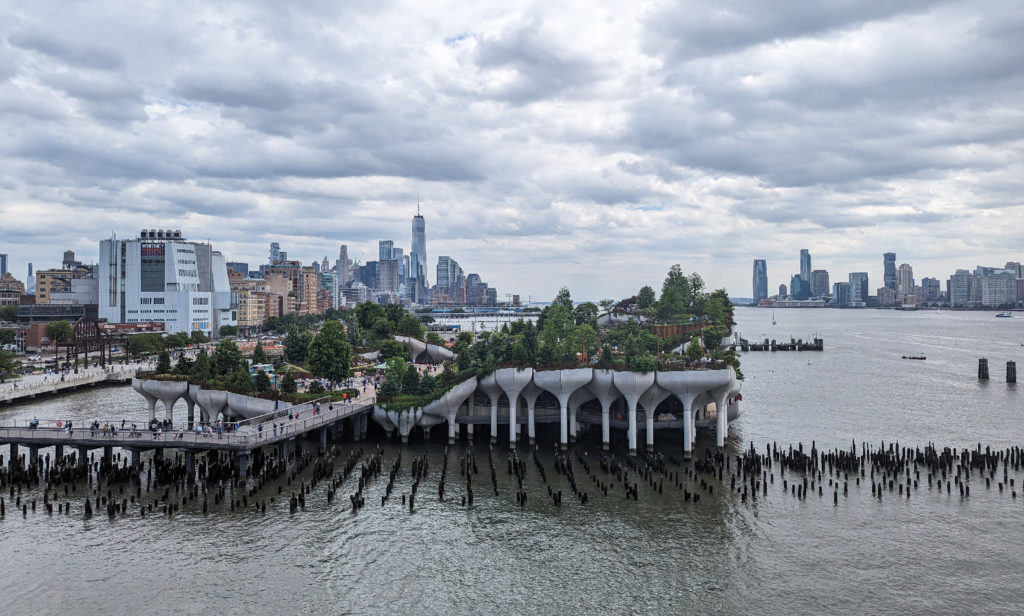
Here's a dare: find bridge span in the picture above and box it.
[1,366,137,405]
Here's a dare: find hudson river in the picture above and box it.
[1,307,1022,615]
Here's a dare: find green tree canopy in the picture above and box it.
[0,349,17,381]
[190,330,209,344]
[252,340,268,364]
[396,314,426,338]
[0,329,14,345]
[573,302,599,328]
[211,339,243,377]
[306,320,352,383]
[0,305,17,322]
[219,325,238,336]
[356,302,386,331]
[284,329,312,364]
[380,339,408,361]
[253,369,272,392]
[156,350,172,374]
[425,331,444,346]
[686,338,703,360]
[45,320,72,343]
[231,364,253,392]
[281,371,297,394]
[636,286,656,310]
[191,349,213,381]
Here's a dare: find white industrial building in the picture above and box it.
[98,230,236,335]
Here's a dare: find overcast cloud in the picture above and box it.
[1,0,1022,300]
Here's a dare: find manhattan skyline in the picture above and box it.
[1,1,1022,301]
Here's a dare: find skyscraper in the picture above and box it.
[849,272,869,305]
[883,252,897,290]
[0,253,7,276]
[810,269,830,298]
[269,242,280,265]
[897,263,914,300]
[799,249,811,283]
[752,259,768,304]
[337,245,350,285]
[378,240,394,261]
[412,206,427,287]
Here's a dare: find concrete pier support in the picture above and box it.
[186,399,196,430]
[77,446,89,467]
[478,373,502,445]
[352,415,362,442]
[9,443,18,464]
[235,451,249,479]
[153,447,163,461]
[319,427,328,450]
[466,423,474,440]
[612,371,655,457]
[640,385,670,453]
[715,391,729,450]
[521,382,542,446]
[588,369,618,452]
[102,446,113,465]
[448,417,457,445]
[496,367,533,449]
[1008,361,1017,384]
[55,444,64,460]
[130,449,141,470]
[28,445,39,466]
[185,450,195,475]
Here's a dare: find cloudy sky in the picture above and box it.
[1,0,1022,301]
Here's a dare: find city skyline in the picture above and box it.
[2,2,1023,301]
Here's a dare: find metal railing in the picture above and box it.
[0,367,140,399]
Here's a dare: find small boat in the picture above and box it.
[901,355,927,360]
[996,312,1013,318]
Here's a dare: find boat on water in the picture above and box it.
[902,355,927,360]
[996,312,1013,318]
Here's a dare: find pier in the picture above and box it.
[733,337,824,352]
[0,394,375,478]
[1,366,137,405]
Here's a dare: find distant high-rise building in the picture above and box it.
[832,282,851,306]
[378,259,399,292]
[877,286,895,307]
[921,277,941,302]
[897,263,914,300]
[778,283,788,298]
[883,252,897,290]
[948,269,974,307]
[411,205,427,291]
[790,274,810,300]
[752,259,768,304]
[810,269,830,298]
[226,262,249,276]
[379,240,394,261]
[337,245,351,285]
[269,242,281,265]
[849,272,869,305]
[799,249,811,283]
[0,253,7,276]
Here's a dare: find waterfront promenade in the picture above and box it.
[1,364,144,405]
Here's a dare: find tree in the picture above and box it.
[355,302,386,331]
[425,332,444,346]
[281,371,297,394]
[0,305,18,322]
[417,373,436,395]
[211,339,243,377]
[174,354,193,375]
[45,320,72,343]
[284,329,312,364]
[636,286,656,310]
[308,381,326,394]
[190,330,209,344]
[253,369,271,392]
[599,298,615,313]
[384,304,407,328]
[552,287,573,312]
[306,320,352,383]
[252,340,268,364]
[371,318,392,341]
[402,364,420,393]
[156,350,172,374]
[0,329,16,345]
[231,364,253,392]
[397,314,426,338]
[163,332,190,349]
[686,339,703,361]
[0,349,17,381]
[191,349,213,381]
[538,303,576,363]
[125,333,162,358]
[573,302,599,328]
[380,339,409,361]
[219,325,238,336]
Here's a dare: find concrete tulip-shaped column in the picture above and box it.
[495,367,534,449]
[567,388,596,443]
[588,369,619,450]
[534,368,593,451]
[519,380,543,445]
[638,384,670,452]
[477,372,503,444]
[711,367,741,450]
[612,371,655,456]
[680,393,697,457]
[132,379,158,420]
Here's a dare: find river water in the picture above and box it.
[1,307,1022,615]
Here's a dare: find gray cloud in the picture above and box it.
[0,0,1022,301]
